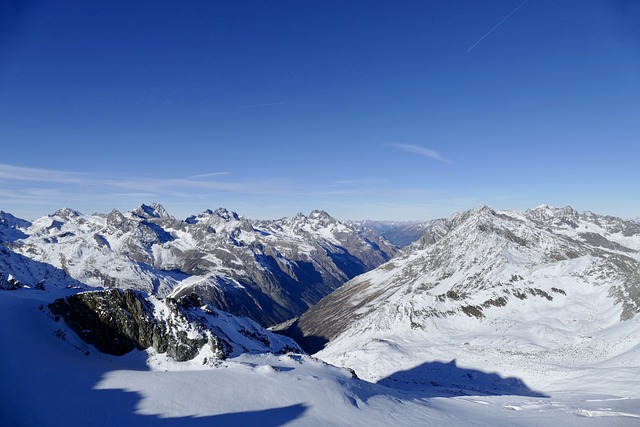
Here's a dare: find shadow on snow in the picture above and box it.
[377,359,548,398]
[0,288,308,427]
[1,349,308,427]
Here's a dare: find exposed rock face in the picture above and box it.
[11,204,397,326]
[49,289,301,361]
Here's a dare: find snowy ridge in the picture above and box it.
[294,205,640,399]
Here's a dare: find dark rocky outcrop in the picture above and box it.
[49,289,208,360]
[48,289,300,361]
[0,273,22,290]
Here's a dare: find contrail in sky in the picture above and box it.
[467,0,528,52]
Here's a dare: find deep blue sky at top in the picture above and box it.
[0,0,639,220]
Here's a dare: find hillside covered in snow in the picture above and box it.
[290,206,640,403]
[2,284,639,426]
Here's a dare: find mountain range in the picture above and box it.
[2,203,396,326]
[2,203,640,425]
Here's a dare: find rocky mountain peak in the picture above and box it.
[131,203,172,220]
[309,210,332,220]
[213,207,240,221]
[525,205,579,228]
[446,205,496,227]
[106,209,128,226]
[52,208,82,221]
[185,209,215,225]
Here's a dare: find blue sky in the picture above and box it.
[1,0,639,221]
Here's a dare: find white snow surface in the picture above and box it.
[303,206,640,423]
[2,288,639,426]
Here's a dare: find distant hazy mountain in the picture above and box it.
[3,204,396,325]
[346,219,436,248]
[289,205,640,396]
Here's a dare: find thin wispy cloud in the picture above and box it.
[187,172,231,179]
[389,144,452,163]
[0,163,88,184]
[467,0,528,52]
[0,163,289,198]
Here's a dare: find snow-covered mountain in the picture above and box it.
[292,205,640,397]
[4,204,396,325]
[1,212,86,291]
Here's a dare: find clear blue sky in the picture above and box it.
[1,0,639,220]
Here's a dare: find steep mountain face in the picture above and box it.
[292,206,640,394]
[0,211,31,243]
[5,204,396,325]
[0,214,85,291]
[49,289,300,362]
[347,219,436,248]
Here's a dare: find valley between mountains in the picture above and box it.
[1,204,639,426]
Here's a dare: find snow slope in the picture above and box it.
[2,287,639,426]
[290,206,640,412]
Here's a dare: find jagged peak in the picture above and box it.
[107,208,125,218]
[213,207,240,221]
[51,207,82,219]
[528,204,578,216]
[309,209,333,220]
[525,205,580,229]
[131,203,171,219]
[185,209,215,224]
[447,205,496,226]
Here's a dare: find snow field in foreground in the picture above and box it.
[1,289,639,426]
